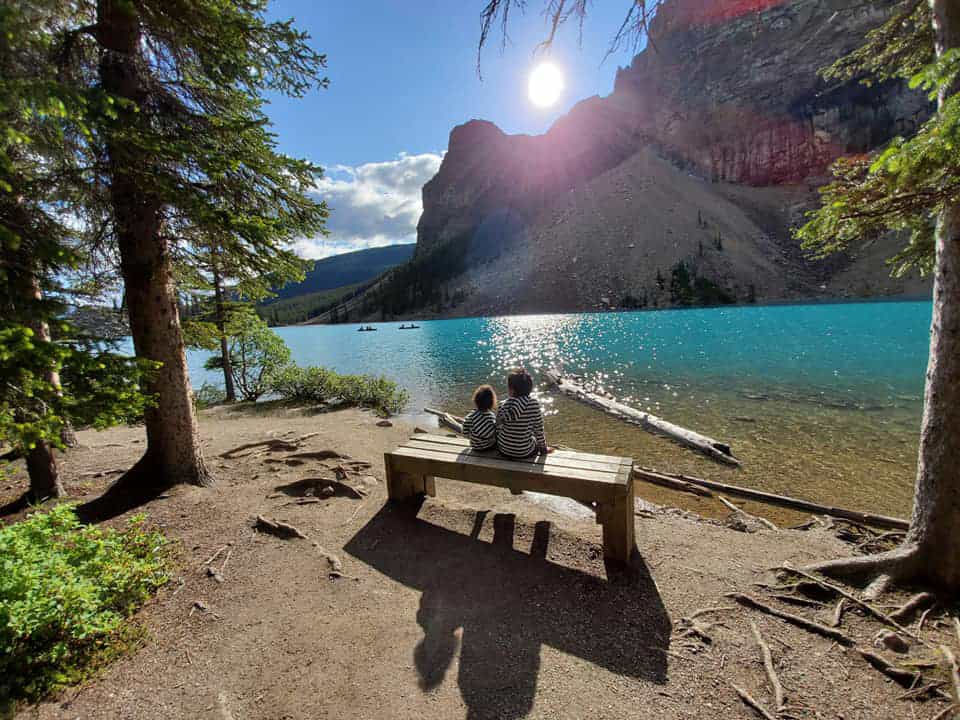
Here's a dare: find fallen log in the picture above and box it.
[545,371,740,466]
[423,407,464,435]
[633,468,713,497]
[636,467,909,531]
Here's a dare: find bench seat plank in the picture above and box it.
[413,433,631,466]
[402,438,630,475]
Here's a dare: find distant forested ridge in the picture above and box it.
[266,244,415,303]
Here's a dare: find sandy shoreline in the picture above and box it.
[1,405,949,719]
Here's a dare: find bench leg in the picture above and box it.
[598,482,635,565]
[385,456,436,501]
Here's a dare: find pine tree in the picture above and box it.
[798,0,960,594]
[48,0,328,490]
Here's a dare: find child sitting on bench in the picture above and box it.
[497,368,552,459]
[462,384,497,451]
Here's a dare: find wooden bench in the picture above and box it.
[384,434,636,563]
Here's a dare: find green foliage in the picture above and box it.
[203,307,290,402]
[0,325,156,454]
[822,0,933,86]
[269,365,409,417]
[798,0,948,276]
[193,383,227,410]
[374,231,475,316]
[668,260,735,306]
[255,282,364,326]
[797,50,960,276]
[0,504,169,702]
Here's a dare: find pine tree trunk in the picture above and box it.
[905,0,960,591]
[96,0,210,488]
[26,440,63,500]
[212,261,237,402]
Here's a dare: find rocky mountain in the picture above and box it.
[388,0,933,318]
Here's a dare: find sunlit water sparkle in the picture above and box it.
[185,301,932,523]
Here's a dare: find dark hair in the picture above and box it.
[507,368,534,397]
[473,384,496,411]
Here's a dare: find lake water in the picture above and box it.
[188,301,932,523]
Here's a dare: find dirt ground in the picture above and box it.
[2,404,956,720]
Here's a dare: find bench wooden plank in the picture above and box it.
[402,438,629,475]
[391,446,627,485]
[388,447,627,502]
[414,433,631,466]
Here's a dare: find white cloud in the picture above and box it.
[297,152,443,259]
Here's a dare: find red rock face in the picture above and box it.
[417,0,933,254]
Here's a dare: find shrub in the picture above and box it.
[202,307,291,401]
[0,505,170,702]
[269,364,409,416]
[194,382,228,409]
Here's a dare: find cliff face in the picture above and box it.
[407,0,932,315]
[617,0,930,184]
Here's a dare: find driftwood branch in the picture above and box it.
[545,371,740,466]
[750,621,786,712]
[633,467,713,497]
[719,495,778,531]
[635,468,908,530]
[423,407,465,435]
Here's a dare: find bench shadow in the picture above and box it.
[344,501,671,720]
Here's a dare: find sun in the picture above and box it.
[528,62,564,108]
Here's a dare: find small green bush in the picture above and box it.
[194,382,228,409]
[0,505,170,703]
[269,364,409,416]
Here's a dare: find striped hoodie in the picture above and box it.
[462,409,497,451]
[496,395,547,459]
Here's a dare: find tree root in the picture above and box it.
[726,593,853,645]
[750,621,786,712]
[898,681,947,701]
[779,564,920,641]
[253,515,307,539]
[220,433,320,459]
[731,683,777,720]
[930,704,958,720]
[802,544,921,599]
[858,648,921,688]
[831,599,846,628]
[942,646,960,705]
[891,593,937,623]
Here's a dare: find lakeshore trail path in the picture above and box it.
[1,405,948,720]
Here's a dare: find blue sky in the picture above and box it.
[264,0,640,258]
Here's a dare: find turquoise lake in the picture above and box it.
[188,300,933,521]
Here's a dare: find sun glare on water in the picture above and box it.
[528,62,564,108]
